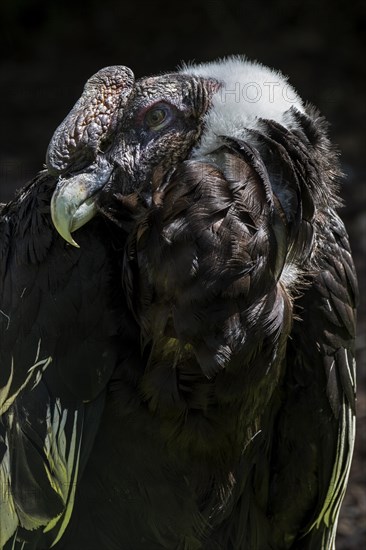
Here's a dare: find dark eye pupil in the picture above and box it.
[146,108,166,127]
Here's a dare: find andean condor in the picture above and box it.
[0,57,358,549]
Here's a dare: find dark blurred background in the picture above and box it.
[0,0,365,546]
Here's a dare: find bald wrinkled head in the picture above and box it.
[48,65,219,245]
[106,72,219,194]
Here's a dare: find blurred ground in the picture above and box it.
[0,0,365,547]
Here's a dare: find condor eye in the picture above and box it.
[144,104,171,130]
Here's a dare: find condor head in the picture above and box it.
[48,65,219,246]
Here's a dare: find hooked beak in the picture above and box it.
[51,158,113,247]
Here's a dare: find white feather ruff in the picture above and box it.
[181,55,305,155]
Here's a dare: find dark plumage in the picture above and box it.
[0,57,357,549]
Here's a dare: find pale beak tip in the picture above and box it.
[66,235,80,248]
[52,218,80,248]
[51,200,80,249]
